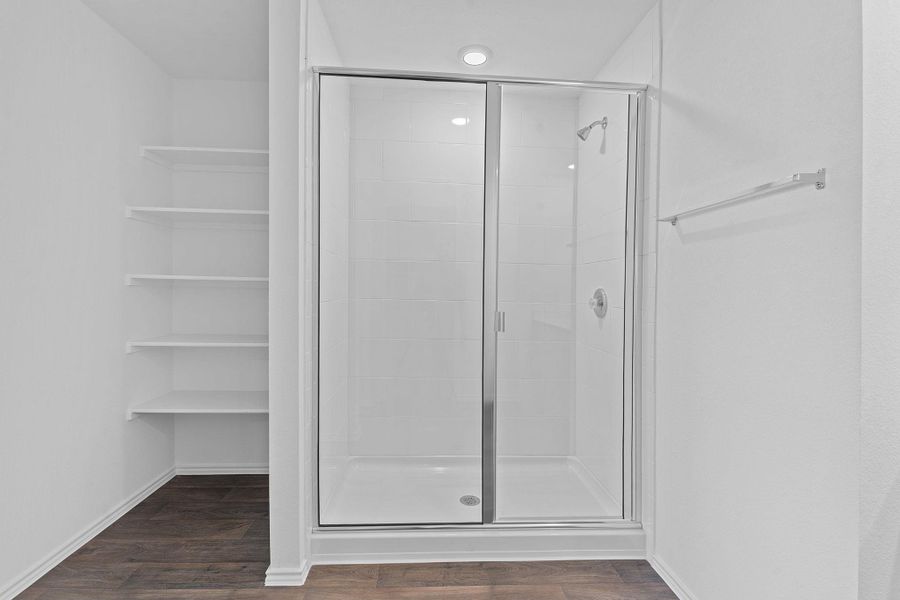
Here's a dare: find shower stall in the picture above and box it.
[313,69,643,529]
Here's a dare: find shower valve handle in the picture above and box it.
[589,288,608,318]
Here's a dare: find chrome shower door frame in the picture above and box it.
[311,67,646,530]
[481,82,502,524]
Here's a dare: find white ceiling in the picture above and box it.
[318,0,657,80]
[81,0,268,81]
[80,0,655,82]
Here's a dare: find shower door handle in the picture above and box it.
[495,311,506,333]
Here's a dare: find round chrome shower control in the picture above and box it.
[588,288,608,318]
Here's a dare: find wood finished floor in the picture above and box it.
[18,475,676,599]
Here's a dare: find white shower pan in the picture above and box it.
[319,455,622,525]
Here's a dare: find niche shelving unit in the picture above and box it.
[126,145,270,422]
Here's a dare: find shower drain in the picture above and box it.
[459,494,481,506]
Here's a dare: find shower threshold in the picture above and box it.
[318,455,622,526]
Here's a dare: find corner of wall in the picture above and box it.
[268,0,345,576]
[0,0,177,593]
[592,0,662,563]
[649,555,698,600]
[267,0,306,578]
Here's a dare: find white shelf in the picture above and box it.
[126,206,269,226]
[126,334,268,352]
[126,274,269,286]
[127,390,268,420]
[140,146,269,172]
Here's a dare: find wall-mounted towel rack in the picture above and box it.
[658,168,827,226]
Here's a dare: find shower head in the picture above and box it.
[576,117,608,141]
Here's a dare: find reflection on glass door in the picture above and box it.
[493,85,633,522]
[317,75,486,525]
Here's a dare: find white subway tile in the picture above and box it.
[499,94,526,147]
[349,81,384,100]
[351,98,411,141]
[518,97,579,150]
[411,183,483,223]
[499,302,575,342]
[500,224,574,265]
[576,305,626,356]
[350,139,383,180]
[384,141,483,183]
[352,221,483,262]
[352,260,482,301]
[353,339,482,379]
[500,185,574,227]
[497,378,574,418]
[499,263,573,303]
[500,146,576,187]
[574,345,624,396]
[410,102,473,144]
[349,417,411,455]
[382,84,484,105]
[498,340,575,381]
[353,181,413,220]
[408,417,482,455]
[351,377,481,418]
[353,299,481,340]
[497,417,570,456]
[320,250,349,302]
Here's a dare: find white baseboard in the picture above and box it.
[265,561,311,586]
[0,467,176,600]
[649,555,698,600]
[175,463,269,475]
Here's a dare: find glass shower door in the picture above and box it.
[317,75,486,525]
[492,84,634,522]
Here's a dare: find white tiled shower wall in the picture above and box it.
[339,82,586,459]
[497,91,578,457]
[321,79,635,483]
[318,76,351,488]
[346,80,486,457]
[573,92,631,507]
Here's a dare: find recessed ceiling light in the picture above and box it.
[568,164,576,170]
[459,45,492,67]
[451,117,469,126]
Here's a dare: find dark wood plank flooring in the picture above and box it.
[17,475,675,599]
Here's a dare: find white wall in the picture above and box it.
[653,1,860,599]
[268,0,341,583]
[0,0,174,596]
[267,0,304,584]
[860,0,900,597]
